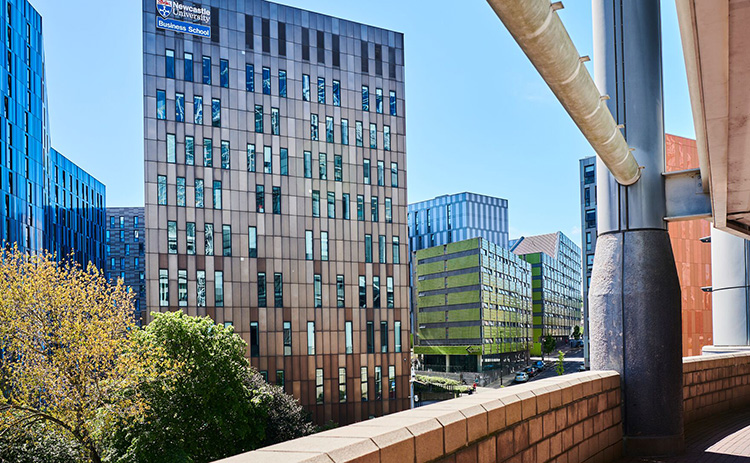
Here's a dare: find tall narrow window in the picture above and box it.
[194,95,203,124]
[393,236,400,264]
[272,187,281,214]
[186,222,196,255]
[262,18,270,52]
[246,64,254,92]
[363,159,371,185]
[256,185,265,213]
[319,152,327,179]
[321,231,329,261]
[369,123,377,149]
[361,367,368,401]
[278,22,286,56]
[333,80,341,106]
[204,224,214,256]
[302,27,310,60]
[317,30,325,63]
[184,52,193,81]
[345,321,353,353]
[395,321,402,352]
[157,175,167,205]
[262,67,271,95]
[385,198,392,223]
[447,204,452,229]
[314,274,322,308]
[386,277,394,308]
[384,126,391,151]
[356,121,363,147]
[375,366,382,400]
[371,197,379,222]
[213,181,222,209]
[274,273,283,307]
[175,93,185,122]
[318,77,326,104]
[203,138,212,167]
[357,195,365,221]
[283,321,292,356]
[366,321,374,353]
[279,70,287,97]
[178,270,187,307]
[264,146,272,174]
[165,49,175,78]
[343,193,350,220]
[315,368,323,404]
[250,322,259,357]
[390,91,397,116]
[211,98,221,127]
[195,179,204,208]
[304,151,312,178]
[388,366,396,399]
[222,225,232,256]
[365,235,372,263]
[221,140,230,169]
[362,86,369,111]
[338,368,347,403]
[380,321,388,353]
[327,193,335,219]
[197,271,206,307]
[378,235,386,263]
[176,177,186,206]
[248,226,257,257]
[308,324,316,354]
[337,275,345,308]
[389,46,397,78]
[185,136,194,165]
[377,161,385,186]
[302,74,310,101]
[391,162,398,187]
[373,276,381,308]
[156,90,166,120]
[341,119,349,145]
[375,44,383,76]
[376,88,383,113]
[167,221,177,254]
[305,230,313,260]
[361,40,369,73]
[332,34,340,67]
[202,56,211,84]
[159,269,169,306]
[311,114,319,140]
[312,190,320,218]
[271,108,280,135]
[246,144,256,172]
[215,271,224,307]
[255,105,263,133]
[359,276,367,308]
[220,59,229,88]
[325,117,334,143]
[258,272,267,307]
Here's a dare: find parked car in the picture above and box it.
[578,363,588,372]
[534,360,545,371]
[524,366,537,378]
[514,371,529,383]
[569,338,584,348]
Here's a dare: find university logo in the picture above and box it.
[156,0,173,19]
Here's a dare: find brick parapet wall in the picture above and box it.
[218,371,623,463]
[683,352,750,424]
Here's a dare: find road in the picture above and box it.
[486,347,585,388]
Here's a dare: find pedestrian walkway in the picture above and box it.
[620,408,750,462]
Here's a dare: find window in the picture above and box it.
[156,90,166,120]
[220,59,229,88]
[245,144,255,172]
[362,85,369,111]
[337,275,345,308]
[378,235,386,264]
[194,95,203,124]
[213,181,222,209]
[167,221,177,254]
[276,370,285,389]
[393,236,400,264]
[304,151,312,178]
[329,155,342,182]
[165,49,175,78]
[332,34,340,66]
[318,77,326,104]
[314,274,322,308]
[279,70,287,97]
[221,140,230,169]
[274,273,283,307]
[363,159,371,185]
[211,98,221,127]
[446,204,452,230]
[302,74,310,101]
[377,161,385,186]
[317,30,325,63]
[159,269,169,306]
[255,105,263,133]
[586,232,592,251]
[258,272,267,307]
[384,126,391,151]
[385,198,392,223]
[341,119,349,145]
[366,321,374,353]
[386,277,394,308]
[333,80,341,106]
[262,67,271,95]
[250,322,259,357]
[380,321,388,353]
[186,222,196,255]
[263,146,272,174]
[305,230,314,260]
[390,91,397,116]
[312,190,320,217]
[344,320,353,354]
[388,366,396,399]
[361,40,370,73]
[195,179,204,208]
[391,162,398,187]
[327,192,335,219]
[197,271,206,307]
[586,210,596,229]
[315,368,323,403]
[222,225,231,256]
[338,368,347,403]
[184,52,193,81]
[283,321,292,356]
[375,44,383,75]
[357,195,365,221]
[272,186,281,214]
[308,322,316,355]
[371,197,379,222]
[204,224,214,256]
[355,121,363,147]
[262,18,270,52]
[359,276,367,308]
[246,64,254,91]
[271,108,280,135]
[395,321,402,352]
[584,164,595,184]
[203,138,213,167]
[215,271,224,307]
[584,187,591,207]
[369,123,377,148]
[202,56,211,84]
[426,209,432,232]
[360,367,368,401]
[248,226,257,257]
[342,193,350,220]
[157,176,167,205]
[311,114,319,140]
[365,234,372,263]
[185,136,194,165]
[375,366,382,400]
[325,117,334,143]
[321,231,329,261]
[319,152,327,179]
[373,276,381,308]
[375,88,383,113]
[175,93,185,122]
[176,177,186,206]
[256,185,265,213]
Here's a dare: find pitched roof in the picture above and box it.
[511,232,560,259]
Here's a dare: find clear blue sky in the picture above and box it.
[31,0,693,247]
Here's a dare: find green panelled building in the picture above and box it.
[511,232,583,356]
[414,238,532,373]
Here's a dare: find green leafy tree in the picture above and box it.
[542,335,556,360]
[572,326,582,340]
[0,419,84,463]
[556,351,565,376]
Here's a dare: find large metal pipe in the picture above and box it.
[486,0,641,186]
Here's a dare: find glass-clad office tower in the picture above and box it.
[106,207,146,326]
[143,0,409,425]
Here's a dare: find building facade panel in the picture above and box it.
[106,207,146,326]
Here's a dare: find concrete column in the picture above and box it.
[710,228,750,347]
[590,0,684,456]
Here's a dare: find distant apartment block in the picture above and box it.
[106,207,146,326]
[414,237,532,373]
[511,232,583,356]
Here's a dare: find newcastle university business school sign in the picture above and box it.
[156,0,211,38]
